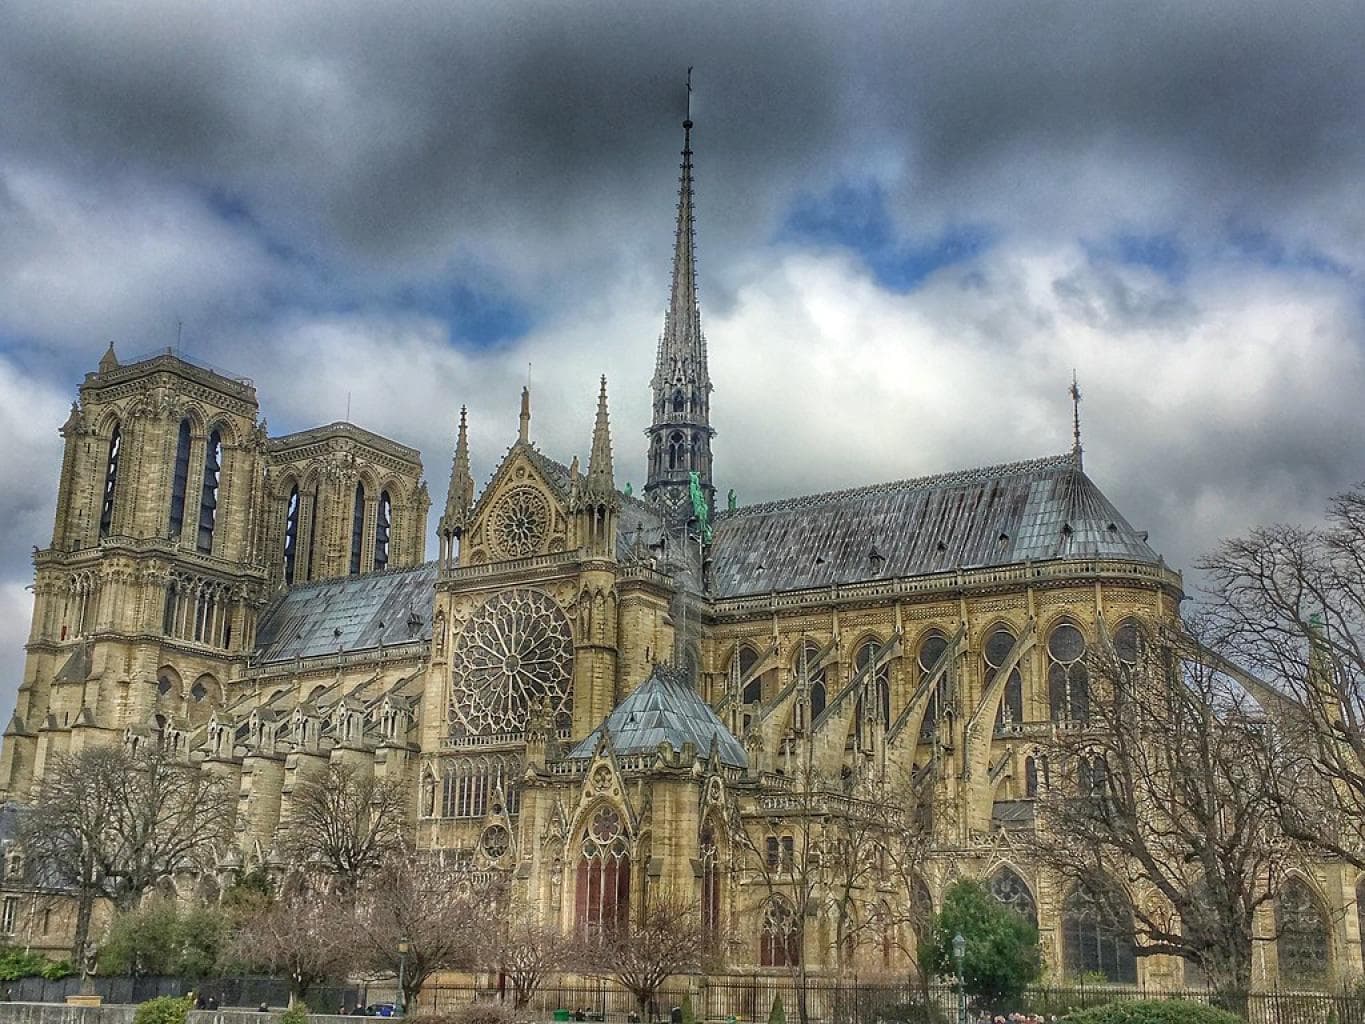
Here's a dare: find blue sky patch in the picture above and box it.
[780,180,992,292]
[403,281,535,349]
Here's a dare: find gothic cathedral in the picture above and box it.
[2,116,1348,988]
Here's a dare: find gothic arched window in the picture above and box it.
[283,485,300,585]
[1277,877,1332,987]
[985,627,1023,729]
[1048,621,1089,722]
[667,432,685,471]
[700,823,720,935]
[349,483,365,575]
[1061,883,1137,982]
[672,389,686,413]
[988,867,1038,929]
[760,896,800,967]
[374,490,392,571]
[918,632,950,737]
[576,806,630,937]
[195,429,222,554]
[99,424,122,538]
[855,638,891,731]
[1025,755,1040,797]
[168,419,192,539]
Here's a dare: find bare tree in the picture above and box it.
[227,891,354,1006]
[491,908,574,1010]
[1031,621,1296,1014]
[574,887,717,1021]
[353,854,501,1010]
[1200,483,1365,866]
[281,763,408,889]
[19,744,231,958]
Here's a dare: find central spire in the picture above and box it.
[645,79,716,528]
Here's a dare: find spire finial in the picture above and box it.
[1069,370,1083,468]
[587,375,615,495]
[518,386,531,445]
[439,405,475,543]
[98,341,119,375]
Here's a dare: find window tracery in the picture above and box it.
[448,589,573,737]
[1048,621,1089,722]
[986,627,1023,729]
[439,754,522,818]
[1061,883,1137,982]
[760,896,800,967]
[1277,877,1331,986]
[576,806,630,936]
[918,631,949,737]
[988,867,1038,929]
[489,486,551,558]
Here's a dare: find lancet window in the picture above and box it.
[374,490,392,571]
[700,823,720,934]
[168,419,192,538]
[99,424,121,538]
[988,867,1038,929]
[575,806,630,936]
[1048,621,1089,722]
[795,641,826,722]
[918,631,950,738]
[349,483,365,575]
[1277,877,1332,986]
[196,429,222,554]
[439,754,521,818]
[759,896,800,967]
[986,627,1023,730]
[1061,883,1137,982]
[283,485,300,585]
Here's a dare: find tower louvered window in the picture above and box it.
[168,419,191,538]
[99,425,121,538]
[374,490,391,570]
[283,486,300,585]
[349,483,365,575]
[196,430,221,554]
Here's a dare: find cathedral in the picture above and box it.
[0,115,1356,992]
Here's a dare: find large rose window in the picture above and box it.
[449,589,573,736]
[489,486,551,558]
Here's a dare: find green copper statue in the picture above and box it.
[689,471,712,543]
[727,488,736,512]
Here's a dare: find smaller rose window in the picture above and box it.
[584,806,628,861]
[481,824,511,860]
[490,486,551,558]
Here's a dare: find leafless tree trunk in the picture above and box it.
[281,763,408,890]
[353,853,503,1009]
[1030,620,1296,1016]
[572,886,717,1021]
[492,908,573,1010]
[227,891,354,1006]
[18,744,231,959]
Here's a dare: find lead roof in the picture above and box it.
[568,665,748,768]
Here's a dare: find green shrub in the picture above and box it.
[100,900,228,979]
[132,995,193,1024]
[918,879,1042,1011]
[0,945,68,982]
[874,1001,949,1024]
[769,995,786,1024]
[1061,1000,1243,1024]
[280,1000,310,1024]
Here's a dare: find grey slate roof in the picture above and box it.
[569,665,748,768]
[708,453,1161,599]
[254,562,438,664]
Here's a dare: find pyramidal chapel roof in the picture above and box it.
[568,665,749,769]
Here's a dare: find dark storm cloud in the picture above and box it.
[2,0,1361,289]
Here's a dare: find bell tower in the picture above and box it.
[644,111,715,525]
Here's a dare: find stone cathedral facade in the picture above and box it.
[0,118,1358,991]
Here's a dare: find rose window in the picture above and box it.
[489,486,551,558]
[448,589,573,736]
[480,824,511,860]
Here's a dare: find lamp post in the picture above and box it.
[952,932,967,1024]
[397,936,410,1017]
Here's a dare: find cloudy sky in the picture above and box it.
[1,1,1362,706]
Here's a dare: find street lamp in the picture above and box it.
[397,937,410,1017]
[952,933,967,1024]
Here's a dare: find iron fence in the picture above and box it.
[0,975,360,1011]
[417,978,1365,1024]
